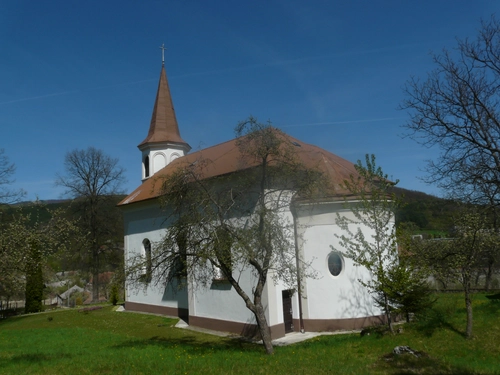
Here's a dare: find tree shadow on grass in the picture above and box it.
[413,306,465,338]
[415,293,500,339]
[483,293,500,311]
[0,352,73,369]
[472,294,500,324]
[485,292,500,300]
[112,334,263,355]
[0,314,33,327]
[375,351,491,375]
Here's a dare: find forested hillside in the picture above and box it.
[393,187,458,234]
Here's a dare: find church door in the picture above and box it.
[282,290,294,334]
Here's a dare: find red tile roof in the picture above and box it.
[119,131,359,206]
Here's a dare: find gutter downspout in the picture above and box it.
[291,204,305,334]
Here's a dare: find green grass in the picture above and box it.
[0,293,499,374]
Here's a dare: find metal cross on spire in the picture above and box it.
[159,43,167,66]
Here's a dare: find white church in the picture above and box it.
[119,61,384,339]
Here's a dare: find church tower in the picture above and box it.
[138,46,191,181]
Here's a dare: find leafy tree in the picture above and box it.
[417,209,496,339]
[56,147,125,302]
[384,223,436,322]
[0,213,25,304]
[333,155,432,332]
[0,204,81,312]
[475,182,500,290]
[0,148,25,204]
[379,258,434,323]
[128,118,325,355]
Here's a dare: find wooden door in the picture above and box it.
[282,290,294,333]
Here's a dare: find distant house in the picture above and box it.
[55,285,84,307]
[119,61,388,339]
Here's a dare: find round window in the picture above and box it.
[327,252,343,277]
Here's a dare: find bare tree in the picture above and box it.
[401,16,500,284]
[0,149,25,204]
[56,147,125,302]
[128,118,325,355]
[401,16,500,203]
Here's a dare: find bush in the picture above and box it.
[109,284,119,306]
[25,262,44,313]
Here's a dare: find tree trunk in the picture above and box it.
[225,271,274,355]
[485,260,494,291]
[474,270,481,286]
[92,248,99,302]
[254,303,274,355]
[382,292,394,333]
[464,279,473,339]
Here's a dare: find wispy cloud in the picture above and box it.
[171,39,446,80]
[0,38,443,106]
[0,90,79,105]
[280,117,406,128]
[0,78,157,105]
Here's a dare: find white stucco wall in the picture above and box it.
[190,268,258,324]
[123,199,270,326]
[263,194,300,328]
[122,192,389,331]
[180,188,298,327]
[296,201,384,320]
[123,202,188,310]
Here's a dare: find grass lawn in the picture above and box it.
[0,293,499,374]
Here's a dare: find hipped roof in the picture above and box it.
[119,131,359,206]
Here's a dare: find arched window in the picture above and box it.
[144,156,150,178]
[142,239,152,283]
[327,252,344,277]
[170,152,181,163]
[153,152,166,173]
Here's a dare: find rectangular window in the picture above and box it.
[213,228,232,281]
[173,232,188,279]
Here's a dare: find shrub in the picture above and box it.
[109,284,119,306]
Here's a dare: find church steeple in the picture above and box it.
[138,48,191,181]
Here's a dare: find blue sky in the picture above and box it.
[1,0,498,200]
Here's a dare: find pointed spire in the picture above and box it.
[138,64,190,150]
